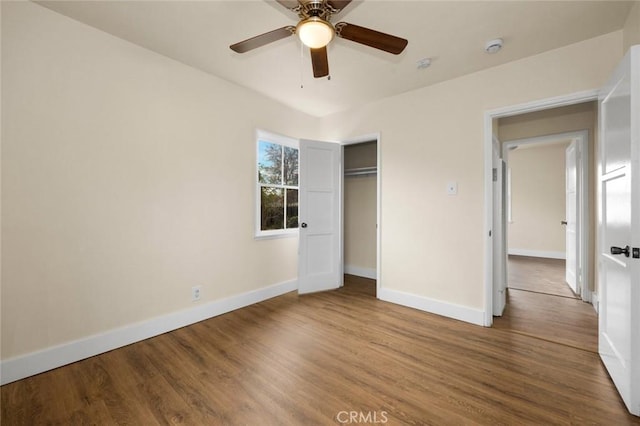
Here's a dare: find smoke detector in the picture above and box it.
[485,38,503,54]
[416,58,432,69]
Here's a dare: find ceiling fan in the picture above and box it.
[229,0,408,79]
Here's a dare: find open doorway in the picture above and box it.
[342,136,380,297]
[484,97,600,323]
[496,102,596,307]
[501,131,589,301]
[487,101,598,352]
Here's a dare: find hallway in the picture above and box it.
[493,255,598,353]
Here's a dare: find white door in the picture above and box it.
[598,45,639,416]
[565,140,579,295]
[492,137,507,316]
[298,139,342,294]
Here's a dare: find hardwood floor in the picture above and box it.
[3,274,638,425]
[506,255,577,298]
[494,255,598,353]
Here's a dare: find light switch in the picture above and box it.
[447,181,458,195]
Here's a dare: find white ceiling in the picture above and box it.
[37,1,633,117]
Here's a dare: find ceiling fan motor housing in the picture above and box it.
[298,1,335,21]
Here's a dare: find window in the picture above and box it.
[256,130,299,238]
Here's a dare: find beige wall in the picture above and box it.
[344,177,377,272]
[506,143,570,255]
[624,1,640,52]
[498,102,597,142]
[319,31,622,310]
[1,2,319,359]
[344,142,377,274]
[344,141,377,170]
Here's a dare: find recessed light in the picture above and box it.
[416,58,432,69]
[485,38,503,54]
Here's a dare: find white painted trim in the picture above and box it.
[484,112,494,326]
[344,265,377,280]
[0,279,297,385]
[502,131,586,150]
[579,132,591,303]
[487,89,599,119]
[508,249,567,259]
[484,90,599,326]
[379,288,485,326]
[377,135,381,289]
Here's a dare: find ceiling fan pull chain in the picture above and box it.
[300,40,304,89]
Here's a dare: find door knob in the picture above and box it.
[610,245,630,257]
[301,222,308,228]
[561,220,568,225]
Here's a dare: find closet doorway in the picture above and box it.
[343,137,379,297]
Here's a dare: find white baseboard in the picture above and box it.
[0,279,297,385]
[344,265,377,280]
[378,288,485,327]
[508,248,566,259]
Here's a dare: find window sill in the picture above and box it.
[254,229,299,240]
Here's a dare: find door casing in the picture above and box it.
[492,136,507,316]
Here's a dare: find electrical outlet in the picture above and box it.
[192,285,202,302]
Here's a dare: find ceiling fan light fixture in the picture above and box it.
[297,17,335,48]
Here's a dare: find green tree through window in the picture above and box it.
[258,138,298,233]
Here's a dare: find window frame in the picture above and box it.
[255,129,300,239]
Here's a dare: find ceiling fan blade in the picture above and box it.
[327,0,352,12]
[310,46,329,78]
[230,26,295,53]
[336,22,408,55]
[275,0,300,10]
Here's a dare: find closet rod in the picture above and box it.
[345,166,377,177]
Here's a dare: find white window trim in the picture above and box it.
[255,129,300,239]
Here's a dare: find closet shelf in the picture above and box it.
[345,166,377,177]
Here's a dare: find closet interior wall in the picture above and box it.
[344,141,377,279]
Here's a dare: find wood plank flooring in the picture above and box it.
[494,256,598,353]
[506,255,577,298]
[3,274,638,425]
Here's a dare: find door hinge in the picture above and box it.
[492,168,498,182]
